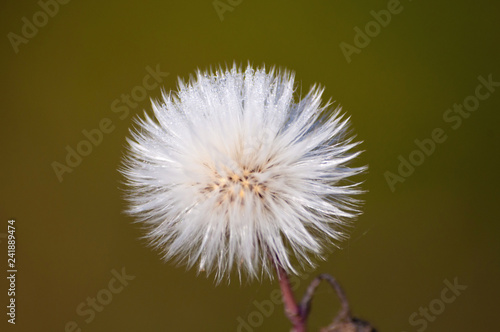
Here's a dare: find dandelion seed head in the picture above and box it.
[120,64,366,282]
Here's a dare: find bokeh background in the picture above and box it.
[1,0,499,331]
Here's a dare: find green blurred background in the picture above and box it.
[1,0,499,331]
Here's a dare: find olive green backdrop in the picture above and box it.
[1,0,499,331]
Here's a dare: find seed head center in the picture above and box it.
[200,166,268,205]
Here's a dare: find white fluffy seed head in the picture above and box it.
[120,64,366,283]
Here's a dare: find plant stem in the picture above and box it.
[276,265,306,332]
[299,274,351,327]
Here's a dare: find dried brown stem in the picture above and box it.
[275,266,376,332]
[300,273,351,325]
